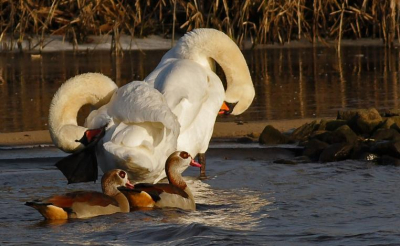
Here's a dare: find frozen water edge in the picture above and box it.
[1,34,175,52]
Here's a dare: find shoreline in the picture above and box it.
[0,118,332,147]
[0,34,393,52]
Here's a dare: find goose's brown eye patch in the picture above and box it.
[179,151,189,159]
[119,171,126,178]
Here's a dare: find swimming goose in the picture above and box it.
[25,169,134,220]
[119,151,202,211]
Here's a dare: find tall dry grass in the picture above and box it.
[0,0,399,52]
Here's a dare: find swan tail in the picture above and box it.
[49,73,118,152]
[170,28,255,115]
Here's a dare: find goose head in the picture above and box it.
[101,169,134,196]
[165,151,201,186]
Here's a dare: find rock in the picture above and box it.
[376,155,400,166]
[248,132,261,138]
[259,125,290,145]
[371,128,400,141]
[378,118,396,130]
[325,120,348,131]
[317,119,328,131]
[337,108,382,135]
[381,109,400,117]
[351,143,378,161]
[312,125,357,144]
[290,120,318,141]
[370,140,400,158]
[334,125,358,144]
[302,139,329,161]
[313,131,345,144]
[337,110,359,121]
[319,143,354,162]
[389,116,400,130]
[354,108,382,134]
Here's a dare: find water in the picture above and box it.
[2,44,400,244]
[1,147,400,245]
[2,45,400,132]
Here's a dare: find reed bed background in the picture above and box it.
[1,0,400,52]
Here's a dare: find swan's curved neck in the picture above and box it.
[168,28,255,115]
[48,73,117,152]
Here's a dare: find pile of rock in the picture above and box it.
[259,108,400,165]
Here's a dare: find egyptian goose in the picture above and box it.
[25,169,134,220]
[48,28,254,183]
[119,151,202,211]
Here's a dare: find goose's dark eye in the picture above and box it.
[179,151,189,159]
[119,171,126,178]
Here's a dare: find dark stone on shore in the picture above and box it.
[376,155,400,166]
[313,131,345,144]
[351,142,378,161]
[325,120,348,131]
[311,125,357,145]
[302,139,329,161]
[354,108,382,134]
[290,120,318,141]
[378,118,397,130]
[381,109,400,117]
[259,125,290,145]
[337,108,382,135]
[334,125,358,144]
[319,143,354,162]
[370,140,400,158]
[337,110,360,121]
[371,128,400,141]
[389,116,400,130]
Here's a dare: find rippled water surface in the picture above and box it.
[2,45,400,132]
[1,147,400,245]
[2,44,400,245]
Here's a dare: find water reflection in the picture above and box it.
[1,45,400,132]
[177,178,271,231]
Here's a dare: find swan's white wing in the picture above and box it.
[88,81,180,183]
[108,81,180,136]
[147,59,209,133]
[146,59,225,156]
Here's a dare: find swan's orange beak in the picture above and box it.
[218,102,230,115]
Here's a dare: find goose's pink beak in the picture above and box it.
[125,179,135,189]
[190,159,202,168]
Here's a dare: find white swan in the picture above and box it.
[49,28,254,183]
[50,73,180,183]
[145,28,255,177]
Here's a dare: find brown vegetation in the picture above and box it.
[0,0,400,52]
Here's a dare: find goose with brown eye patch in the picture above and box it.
[119,151,202,211]
[25,169,134,220]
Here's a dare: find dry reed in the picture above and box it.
[0,0,399,52]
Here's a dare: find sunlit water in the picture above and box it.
[1,147,400,245]
[1,45,400,132]
[1,45,400,244]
